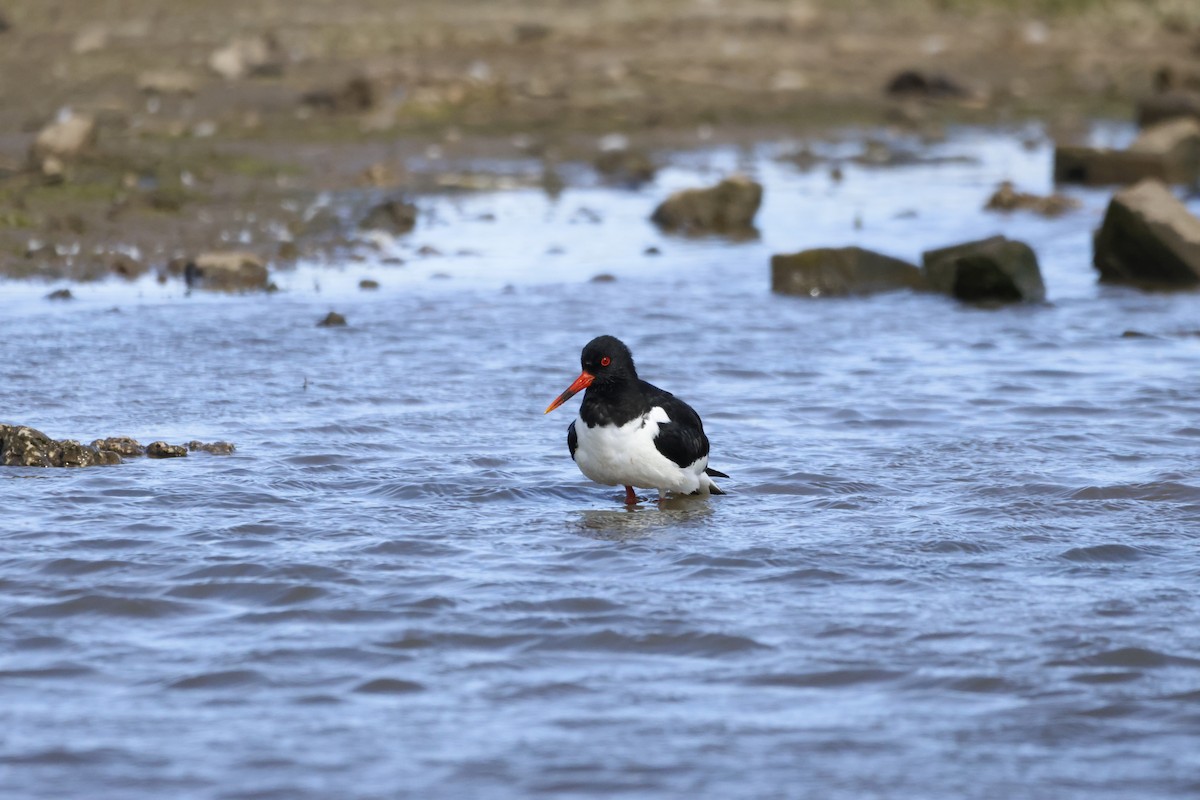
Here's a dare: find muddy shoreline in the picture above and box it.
[0,0,1197,285]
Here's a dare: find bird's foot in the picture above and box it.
[623,485,639,505]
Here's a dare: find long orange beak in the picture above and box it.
[544,371,594,414]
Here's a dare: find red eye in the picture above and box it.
[600,356,611,367]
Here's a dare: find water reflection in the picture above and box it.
[573,497,715,540]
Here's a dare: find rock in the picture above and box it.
[30,112,96,164]
[186,441,235,455]
[71,24,108,55]
[0,425,115,468]
[137,69,201,96]
[317,311,347,327]
[771,247,926,297]
[514,22,552,43]
[108,253,144,279]
[1137,90,1200,128]
[1,425,59,467]
[188,252,269,291]
[985,181,1080,217]
[1054,117,1200,186]
[91,437,144,457]
[885,70,967,99]
[590,273,617,283]
[209,34,284,80]
[650,175,762,235]
[922,236,1046,304]
[1093,179,1200,287]
[146,441,187,459]
[45,288,73,301]
[358,279,380,290]
[301,75,378,113]
[594,148,656,187]
[360,199,417,235]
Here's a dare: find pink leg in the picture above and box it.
[624,485,638,505]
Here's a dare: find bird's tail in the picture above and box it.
[702,466,728,495]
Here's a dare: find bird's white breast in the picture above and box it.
[572,406,706,493]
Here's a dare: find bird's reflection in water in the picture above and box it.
[572,495,716,541]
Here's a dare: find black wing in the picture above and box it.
[567,419,578,461]
[644,383,710,469]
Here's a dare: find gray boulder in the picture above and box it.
[651,176,762,235]
[922,236,1046,304]
[1093,179,1200,287]
[771,247,925,297]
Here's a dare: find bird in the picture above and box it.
[544,335,727,504]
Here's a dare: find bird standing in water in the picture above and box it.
[545,335,727,504]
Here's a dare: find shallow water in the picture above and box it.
[2,128,1199,799]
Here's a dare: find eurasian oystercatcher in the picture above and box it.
[544,335,727,504]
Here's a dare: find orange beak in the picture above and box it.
[544,371,595,414]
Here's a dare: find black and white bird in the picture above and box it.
[544,335,727,504]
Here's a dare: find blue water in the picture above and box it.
[2,128,1199,799]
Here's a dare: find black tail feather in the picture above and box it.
[705,467,729,479]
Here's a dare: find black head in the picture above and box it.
[580,335,637,385]
[544,335,638,414]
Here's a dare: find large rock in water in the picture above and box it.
[1137,90,1200,128]
[360,198,417,235]
[650,176,762,235]
[1054,118,1200,186]
[771,247,925,297]
[188,251,270,291]
[922,236,1046,304]
[1093,179,1200,287]
[0,425,120,467]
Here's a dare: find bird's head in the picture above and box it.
[544,335,636,414]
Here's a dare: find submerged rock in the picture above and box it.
[771,247,925,297]
[1054,118,1200,185]
[922,236,1046,304]
[594,148,656,187]
[1093,179,1200,287]
[1,425,118,467]
[985,181,1079,217]
[1,428,233,468]
[146,441,188,459]
[360,198,417,235]
[45,288,73,301]
[91,437,145,457]
[358,279,380,291]
[187,441,236,455]
[650,176,762,235]
[317,311,347,327]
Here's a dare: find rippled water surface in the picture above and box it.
[3,130,1200,799]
